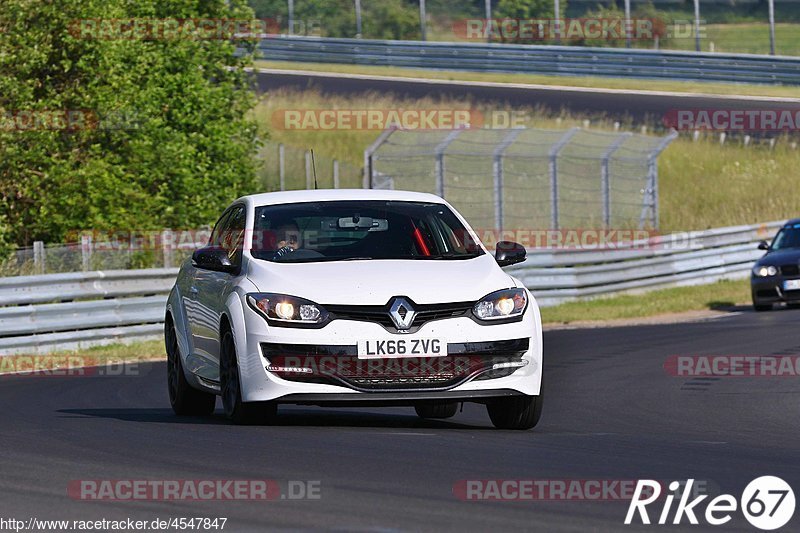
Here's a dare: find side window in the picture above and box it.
[221,206,246,266]
[209,209,233,249]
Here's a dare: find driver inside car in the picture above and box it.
[272,221,302,260]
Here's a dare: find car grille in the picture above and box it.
[780,264,800,276]
[325,301,474,333]
[261,339,529,392]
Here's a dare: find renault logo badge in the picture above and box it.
[389,297,416,330]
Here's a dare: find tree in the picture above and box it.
[0,0,263,247]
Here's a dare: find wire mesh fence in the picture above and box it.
[0,233,207,277]
[258,141,362,191]
[366,127,677,231]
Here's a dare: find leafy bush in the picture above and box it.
[0,0,263,247]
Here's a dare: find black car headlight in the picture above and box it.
[753,265,778,277]
[473,288,528,322]
[247,293,329,327]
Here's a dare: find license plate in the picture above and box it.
[784,279,800,291]
[358,338,445,359]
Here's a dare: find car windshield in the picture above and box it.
[771,224,800,250]
[251,200,484,263]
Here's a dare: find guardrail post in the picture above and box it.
[493,129,524,232]
[363,127,396,189]
[601,132,632,228]
[548,128,580,230]
[278,143,285,191]
[162,230,174,269]
[333,159,340,189]
[81,234,92,272]
[434,129,463,198]
[33,241,45,275]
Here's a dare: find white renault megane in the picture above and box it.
[165,189,543,429]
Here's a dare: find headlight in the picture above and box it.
[473,288,528,322]
[753,265,778,277]
[247,293,329,327]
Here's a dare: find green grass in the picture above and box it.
[254,89,800,232]
[254,60,800,99]
[540,278,751,324]
[669,23,800,56]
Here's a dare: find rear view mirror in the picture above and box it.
[757,240,770,251]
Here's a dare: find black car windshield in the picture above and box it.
[771,224,800,250]
[251,200,484,263]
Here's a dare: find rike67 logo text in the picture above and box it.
[625,477,795,530]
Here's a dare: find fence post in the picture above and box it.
[363,127,397,189]
[355,0,362,38]
[81,234,93,272]
[333,159,340,189]
[601,132,632,228]
[639,130,678,229]
[278,143,285,191]
[33,241,45,275]
[434,129,463,198]
[548,128,580,230]
[493,129,524,232]
[162,230,174,269]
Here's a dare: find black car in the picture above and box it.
[751,218,800,311]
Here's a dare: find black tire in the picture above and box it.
[165,318,216,416]
[414,401,458,419]
[753,303,773,311]
[486,394,543,430]
[786,302,800,309]
[220,328,277,425]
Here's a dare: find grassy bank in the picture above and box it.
[540,279,750,324]
[254,89,800,232]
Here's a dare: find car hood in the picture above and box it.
[245,254,516,305]
[756,248,800,266]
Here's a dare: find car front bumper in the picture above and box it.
[751,276,800,304]
[235,299,543,403]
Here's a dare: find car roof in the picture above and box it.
[785,218,800,226]
[236,189,447,207]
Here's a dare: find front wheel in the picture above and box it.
[486,394,543,430]
[165,319,216,416]
[753,303,773,312]
[220,328,277,425]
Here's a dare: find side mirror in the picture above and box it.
[495,241,526,267]
[757,240,770,251]
[192,247,238,274]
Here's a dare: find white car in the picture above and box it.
[165,189,543,429]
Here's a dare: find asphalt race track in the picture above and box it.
[2,307,799,531]
[254,69,800,127]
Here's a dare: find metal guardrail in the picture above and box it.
[256,36,800,85]
[0,221,781,354]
